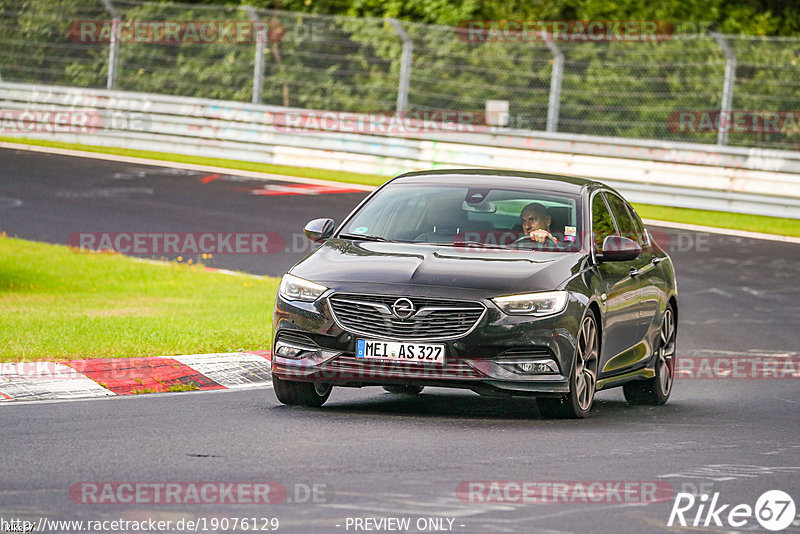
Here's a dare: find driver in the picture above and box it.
[520,202,557,244]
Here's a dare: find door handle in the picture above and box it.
[631,259,659,277]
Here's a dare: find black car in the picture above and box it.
[271,169,678,418]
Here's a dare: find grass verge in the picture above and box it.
[0,234,280,362]
[3,137,799,237]
[632,204,800,237]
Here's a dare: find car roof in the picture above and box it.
[390,169,602,194]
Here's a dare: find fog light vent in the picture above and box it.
[275,331,318,359]
[496,358,559,375]
[277,331,317,346]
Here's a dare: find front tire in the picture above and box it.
[272,375,332,407]
[538,312,599,419]
[623,305,676,405]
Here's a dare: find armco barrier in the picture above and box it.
[2,82,800,218]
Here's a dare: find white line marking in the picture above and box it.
[694,288,735,298]
[0,383,263,406]
[0,197,22,209]
[773,396,800,405]
[521,501,650,522]
[740,286,764,297]
[130,258,265,279]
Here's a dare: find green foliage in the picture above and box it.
[0,0,109,88]
[111,2,254,100]
[0,0,797,149]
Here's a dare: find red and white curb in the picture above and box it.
[250,183,366,196]
[0,351,272,403]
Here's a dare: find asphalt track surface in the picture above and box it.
[1,147,799,533]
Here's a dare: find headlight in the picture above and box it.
[279,274,328,302]
[492,290,568,316]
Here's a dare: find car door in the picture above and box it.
[591,192,642,372]
[603,192,653,343]
[622,199,664,332]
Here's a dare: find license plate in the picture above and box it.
[356,339,445,365]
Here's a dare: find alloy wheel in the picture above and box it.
[657,307,676,395]
[575,315,599,411]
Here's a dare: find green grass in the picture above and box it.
[0,234,280,362]
[3,137,799,236]
[168,383,199,392]
[632,204,800,237]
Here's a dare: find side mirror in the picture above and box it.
[596,235,641,262]
[304,218,335,243]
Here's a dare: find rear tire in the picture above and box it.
[538,312,599,419]
[272,375,332,407]
[382,385,424,395]
[623,305,676,406]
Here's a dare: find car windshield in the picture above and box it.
[339,183,584,252]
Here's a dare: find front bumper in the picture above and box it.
[271,286,583,397]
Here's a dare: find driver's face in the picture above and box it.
[521,209,550,234]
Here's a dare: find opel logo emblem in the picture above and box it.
[392,298,415,319]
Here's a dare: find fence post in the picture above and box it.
[544,32,563,133]
[712,32,736,146]
[243,6,266,105]
[100,0,119,90]
[388,18,412,115]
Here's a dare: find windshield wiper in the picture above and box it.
[338,233,390,242]
[450,240,507,249]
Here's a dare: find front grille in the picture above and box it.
[328,293,485,340]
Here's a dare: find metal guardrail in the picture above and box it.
[4,1,800,151]
[3,82,800,218]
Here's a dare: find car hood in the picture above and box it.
[290,238,587,293]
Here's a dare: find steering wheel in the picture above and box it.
[510,235,566,250]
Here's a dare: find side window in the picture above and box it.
[591,193,616,251]
[604,193,638,244]
[625,202,649,247]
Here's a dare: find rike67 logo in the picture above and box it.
[668,490,796,531]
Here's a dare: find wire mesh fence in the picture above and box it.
[1,0,799,150]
